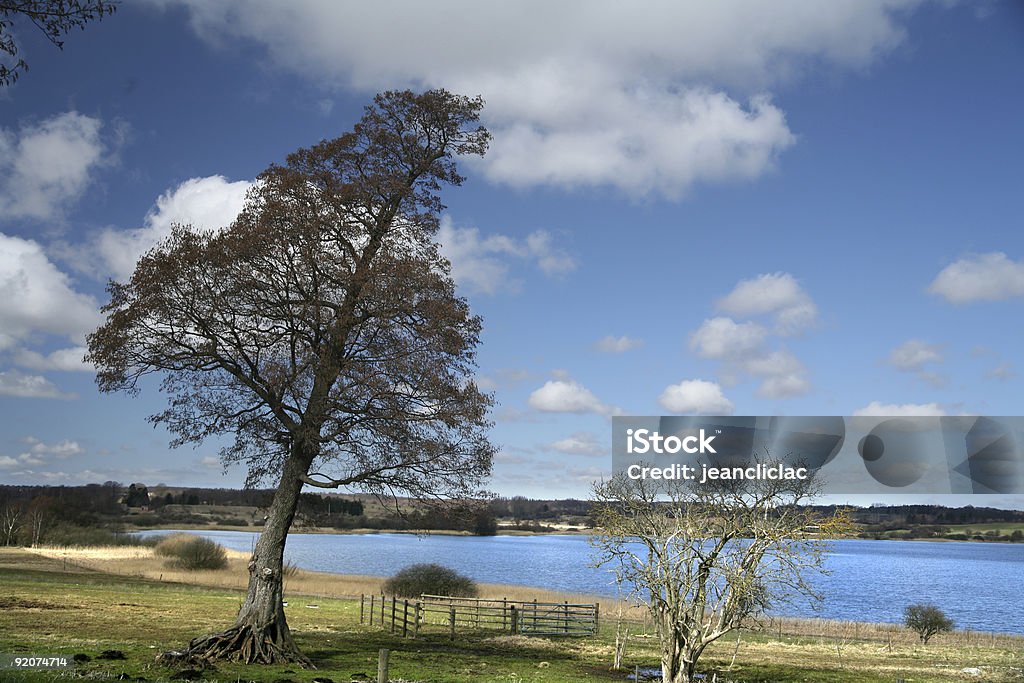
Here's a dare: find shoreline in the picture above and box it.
[124,523,1024,544]
[6,546,1023,643]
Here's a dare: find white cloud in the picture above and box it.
[987,363,1014,381]
[0,233,101,351]
[756,374,811,399]
[853,401,946,417]
[659,379,735,415]
[0,456,18,469]
[0,370,76,399]
[156,1,927,197]
[437,216,576,294]
[887,339,946,387]
[474,376,499,392]
[689,317,767,359]
[594,335,643,353]
[21,438,83,459]
[0,112,111,221]
[91,175,252,282]
[689,273,817,398]
[888,339,943,370]
[717,272,817,334]
[528,378,617,415]
[479,86,795,198]
[548,432,606,457]
[14,346,92,372]
[928,252,1024,304]
[525,231,577,276]
[741,349,811,399]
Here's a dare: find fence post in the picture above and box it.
[595,602,600,632]
[502,598,508,630]
[564,601,569,635]
[414,602,421,638]
[370,594,375,626]
[391,595,397,633]
[403,600,409,638]
[449,605,457,641]
[360,594,365,625]
[533,599,537,631]
[380,592,385,625]
[510,605,518,634]
[377,648,389,683]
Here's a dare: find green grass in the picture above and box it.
[1,548,1022,682]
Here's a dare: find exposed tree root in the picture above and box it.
[159,623,314,669]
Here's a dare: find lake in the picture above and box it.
[140,530,1024,635]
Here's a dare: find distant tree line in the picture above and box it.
[3,485,1023,546]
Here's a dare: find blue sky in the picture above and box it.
[1,1,1023,506]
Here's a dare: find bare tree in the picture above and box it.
[0,500,23,546]
[591,471,850,683]
[86,89,495,667]
[24,495,56,546]
[1,0,117,86]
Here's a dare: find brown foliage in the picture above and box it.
[86,89,495,666]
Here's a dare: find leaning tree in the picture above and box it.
[591,470,851,683]
[86,89,495,667]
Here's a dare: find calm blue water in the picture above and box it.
[140,530,1024,634]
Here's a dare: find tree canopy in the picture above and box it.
[87,89,495,666]
[591,470,851,682]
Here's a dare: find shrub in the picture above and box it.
[155,534,228,570]
[153,533,195,558]
[904,603,954,644]
[383,563,477,598]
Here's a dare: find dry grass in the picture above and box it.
[23,545,1024,658]
[22,544,615,606]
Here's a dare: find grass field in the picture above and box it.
[1,547,1022,682]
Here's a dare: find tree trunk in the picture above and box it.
[171,451,314,668]
[659,619,700,683]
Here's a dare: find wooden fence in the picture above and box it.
[359,593,599,639]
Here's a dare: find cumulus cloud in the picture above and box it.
[154,1,928,197]
[89,175,252,282]
[528,378,617,415]
[887,339,946,387]
[928,252,1024,304]
[688,272,817,398]
[9,438,84,465]
[716,272,817,334]
[690,317,768,359]
[0,370,76,399]
[0,234,101,351]
[594,335,643,353]
[689,318,811,398]
[437,216,576,294]
[14,347,92,372]
[480,86,794,198]
[21,437,83,459]
[548,432,606,456]
[659,379,735,415]
[0,112,112,222]
[853,401,946,417]
[888,339,943,370]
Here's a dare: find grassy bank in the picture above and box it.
[1,547,1022,682]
